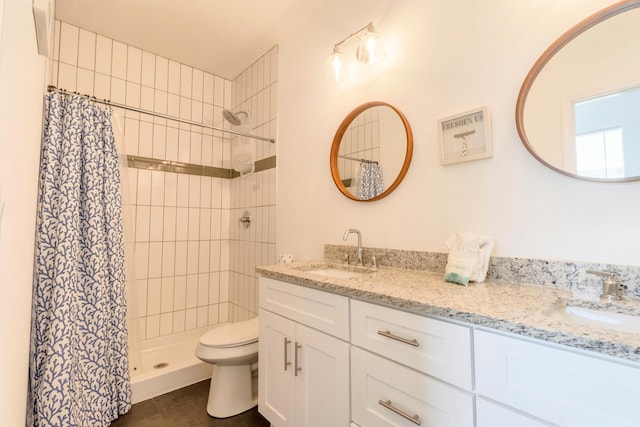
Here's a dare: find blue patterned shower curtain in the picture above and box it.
[29,92,131,426]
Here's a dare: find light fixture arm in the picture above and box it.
[333,22,374,50]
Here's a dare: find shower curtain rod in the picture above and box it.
[338,154,378,164]
[46,85,275,144]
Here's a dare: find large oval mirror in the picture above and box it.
[330,102,413,201]
[516,0,640,182]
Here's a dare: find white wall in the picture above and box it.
[0,0,48,424]
[276,0,640,266]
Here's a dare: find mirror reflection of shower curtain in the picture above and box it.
[231,124,255,175]
[112,110,142,375]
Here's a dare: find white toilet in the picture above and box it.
[195,316,259,418]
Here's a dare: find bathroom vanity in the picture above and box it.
[257,259,640,427]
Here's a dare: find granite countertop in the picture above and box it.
[257,261,640,364]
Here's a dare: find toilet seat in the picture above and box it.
[199,317,259,348]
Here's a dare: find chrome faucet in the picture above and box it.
[343,229,363,266]
[587,270,623,301]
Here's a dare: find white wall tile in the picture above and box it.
[191,100,203,124]
[126,82,141,108]
[214,76,225,107]
[173,310,185,332]
[187,241,199,275]
[179,96,191,120]
[176,174,190,207]
[178,128,190,163]
[58,62,77,91]
[200,178,212,209]
[160,313,173,336]
[219,302,229,322]
[127,46,142,83]
[168,60,181,95]
[199,241,210,273]
[59,22,79,66]
[162,241,175,277]
[134,242,149,280]
[147,278,161,315]
[150,124,165,160]
[160,277,174,313]
[95,35,112,75]
[76,68,93,95]
[164,172,178,206]
[203,73,214,104]
[146,315,160,338]
[173,275,187,310]
[155,56,168,91]
[166,127,179,162]
[201,134,213,167]
[148,242,163,279]
[209,240,221,271]
[208,304,219,325]
[185,308,197,330]
[190,132,202,164]
[140,86,154,111]
[111,41,127,80]
[135,205,150,242]
[154,89,167,115]
[186,274,198,308]
[167,93,180,118]
[174,242,188,276]
[197,306,208,328]
[187,208,200,241]
[192,69,203,101]
[138,120,152,157]
[94,73,110,99]
[149,206,164,241]
[78,29,96,71]
[180,64,192,97]
[110,77,126,104]
[136,169,151,205]
[209,273,220,304]
[135,279,147,316]
[175,207,189,241]
[53,20,61,61]
[197,273,209,306]
[141,51,155,87]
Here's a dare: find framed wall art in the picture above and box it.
[438,106,492,165]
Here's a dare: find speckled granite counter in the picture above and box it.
[257,261,640,364]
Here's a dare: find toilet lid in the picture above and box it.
[200,317,259,348]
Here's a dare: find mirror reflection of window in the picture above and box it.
[573,85,640,178]
[575,128,624,179]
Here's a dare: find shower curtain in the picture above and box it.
[28,92,131,426]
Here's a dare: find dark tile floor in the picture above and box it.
[111,380,270,426]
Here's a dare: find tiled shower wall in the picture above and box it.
[49,20,277,341]
[337,106,381,184]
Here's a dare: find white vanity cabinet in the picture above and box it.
[350,299,474,427]
[258,277,350,427]
[475,329,640,427]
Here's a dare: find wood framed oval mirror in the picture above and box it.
[330,101,413,201]
[516,0,640,182]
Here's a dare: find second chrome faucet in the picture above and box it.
[343,229,363,266]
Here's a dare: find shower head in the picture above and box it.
[222,109,249,126]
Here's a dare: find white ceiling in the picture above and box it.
[55,0,330,80]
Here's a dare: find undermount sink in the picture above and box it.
[549,303,640,335]
[293,262,375,279]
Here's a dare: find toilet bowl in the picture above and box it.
[195,316,259,418]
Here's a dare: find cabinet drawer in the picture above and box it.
[475,330,640,427]
[351,299,472,390]
[351,346,474,427]
[259,277,349,340]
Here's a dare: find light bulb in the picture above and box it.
[356,25,385,64]
[327,48,349,82]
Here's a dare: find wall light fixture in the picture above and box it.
[327,22,385,82]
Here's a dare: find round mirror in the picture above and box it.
[330,101,413,201]
[516,0,640,182]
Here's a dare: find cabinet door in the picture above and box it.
[258,309,296,427]
[351,346,474,427]
[475,329,640,427]
[295,324,350,427]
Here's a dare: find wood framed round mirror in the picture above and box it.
[516,0,640,182]
[330,101,413,201]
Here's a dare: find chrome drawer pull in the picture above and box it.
[284,338,291,371]
[378,400,422,425]
[377,330,419,347]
